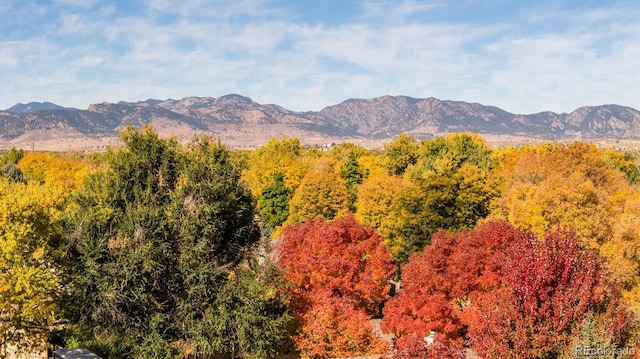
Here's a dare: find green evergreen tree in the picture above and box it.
[212,260,292,359]
[258,173,292,229]
[61,127,290,358]
[340,152,365,210]
[0,163,26,183]
[340,152,364,187]
[564,316,621,359]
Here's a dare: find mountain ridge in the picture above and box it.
[1,95,639,150]
[5,101,72,114]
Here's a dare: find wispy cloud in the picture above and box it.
[0,0,638,114]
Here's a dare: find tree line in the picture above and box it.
[1,126,640,358]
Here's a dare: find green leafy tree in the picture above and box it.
[340,152,365,188]
[258,173,292,229]
[211,261,292,359]
[1,147,25,166]
[340,151,365,210]
[383,133,420,176]
[602,149,640,184]
[384,133,499,266]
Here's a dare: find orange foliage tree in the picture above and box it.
[277,216,395,358]
[17,152,93,188]
[494,142,640,314]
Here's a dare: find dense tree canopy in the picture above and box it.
[383,133,500,266]
[61,127,290,358]
[0,164,26,183]
[278,216,395,358]
[467,230,630,358]
[382,220,632,358]
[382,221,523,349]
[242,136,310,196]
[286,158,350,225]
[1,147,25,166]
[18,152,92,189]
[258,173,292,230]
[3,131,640,357]
[0,180,66,353]
[383,133,420,176]
[355,173,405,231]
[340,151,366,210]
[494,142,640,313]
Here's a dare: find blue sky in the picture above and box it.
[1,0,638,114]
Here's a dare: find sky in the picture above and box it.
[1,0,638,114]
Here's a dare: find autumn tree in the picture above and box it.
[357,152,388,178]
[383,133,420,176]
[354,173,404,231]
[383,133,500,266]
[329,142,370,162]
[381,220,523,350]
[62,127,290,358]
[602,149,640,184]
[286,158,350,225]
[0,180,66,353]
[467,230,630,358]
[17,152,92,189]
[493,142,640,313]
[381,335,464,359]
[242,137,309,196]
[382,221,632,358]
[278,216,395,358]
[494,142,627,247]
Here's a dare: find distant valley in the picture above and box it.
[1,95,639,151]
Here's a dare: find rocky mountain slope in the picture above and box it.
[1,95,639,150]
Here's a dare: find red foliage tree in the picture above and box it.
[467,230,630,358]
[381,220,525,347]
[278,215,396,357]
[382,334,464,359]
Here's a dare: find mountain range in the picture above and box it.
[1,95,639,150]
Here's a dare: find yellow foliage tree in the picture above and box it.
[17,152,93,189]
[0,180,66,353]
[286,158,350,225]
[242,137,310,196]
[494,142,640,314]
[494,143,628,246]
[357,153,387,178]
[355,172,405,231]
[378,133,500,266]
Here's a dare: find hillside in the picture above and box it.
[1,95,639,150]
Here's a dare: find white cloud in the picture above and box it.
[360,0,444,22]
[55,0,101,9]
[0,0,637,114]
